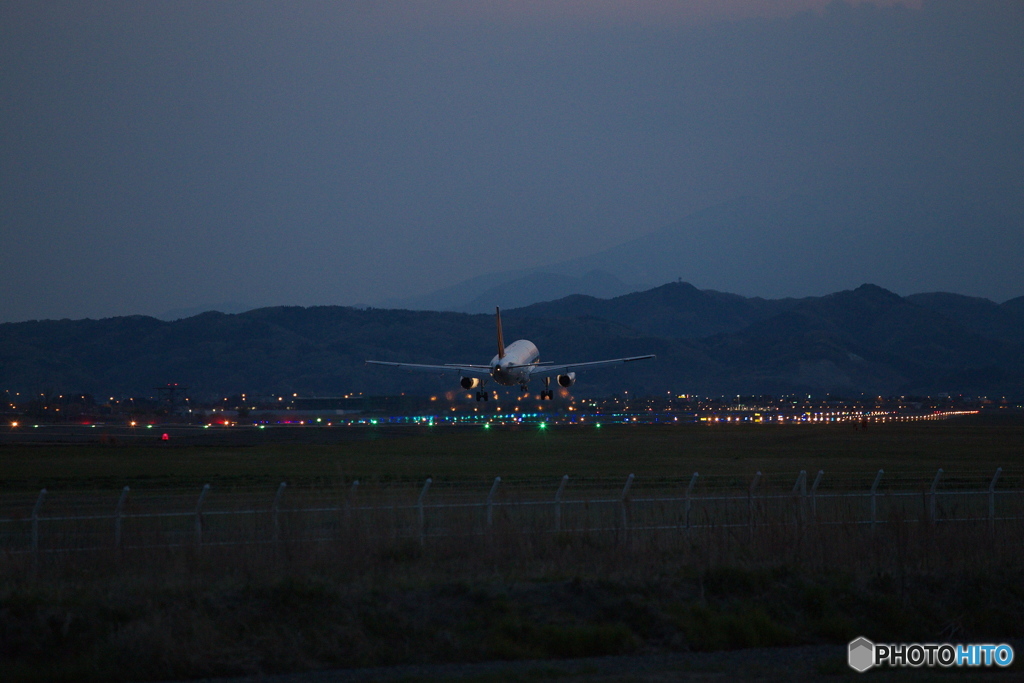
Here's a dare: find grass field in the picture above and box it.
[2,418,1023,681]
[2,418,1022,491]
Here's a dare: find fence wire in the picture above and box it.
[1,469,1020,557]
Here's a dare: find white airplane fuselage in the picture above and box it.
[489,339,539,387]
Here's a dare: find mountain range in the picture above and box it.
[2,283,1022,400]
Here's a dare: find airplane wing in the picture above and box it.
[513,354,655,378]
[365,360,492,377]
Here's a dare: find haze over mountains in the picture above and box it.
[385,188,1024,313]
[2,282,1022,400]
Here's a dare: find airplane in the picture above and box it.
[366,307,654,401]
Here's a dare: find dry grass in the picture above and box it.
[3,501,1023,681]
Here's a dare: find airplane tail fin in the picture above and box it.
[496,306,505,360]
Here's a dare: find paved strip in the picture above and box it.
[181,646,848,682]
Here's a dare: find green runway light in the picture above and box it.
[596,423,602,428]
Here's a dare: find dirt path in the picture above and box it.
[179,644,1021,682]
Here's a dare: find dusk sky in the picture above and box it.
[2,0,1021,322]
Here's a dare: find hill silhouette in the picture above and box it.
[2,283,1022,399]
[516,282,799,339]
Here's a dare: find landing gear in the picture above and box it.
[475,391,489,402]
[541,377,553,400]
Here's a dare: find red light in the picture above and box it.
[161,433,169,441]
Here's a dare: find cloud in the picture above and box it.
[337,0,924,29]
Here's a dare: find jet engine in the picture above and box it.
[557,372,576,388]
[460,376,484,390]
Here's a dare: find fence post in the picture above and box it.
[793,471,807,527]
[811,470,824,522]
[554,475,568,531]
[272,482,287,543]
[417,478,432,545]
[486,476,501,528]
[684,473,699,529]
[620,474,634,533]
[928,469,943,525]
[31,488,46,571]
[195,484,210,549]
[870,470,884,531]
[114,486,130,550]
[988,468,1002,531]
[748,472,761,537]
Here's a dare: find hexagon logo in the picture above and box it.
[848,637,875,672]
